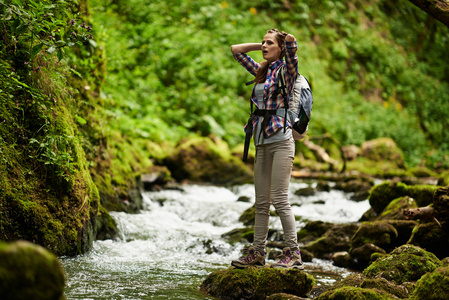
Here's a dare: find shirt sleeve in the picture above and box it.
[283,41,298,89]
[233,53,260,76]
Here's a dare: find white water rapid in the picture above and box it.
[61,181,371,299]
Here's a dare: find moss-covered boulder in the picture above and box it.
[164,136,253,185]
[361,138,405,168]
[351,221,398,253]
[361,277,409,299]
[0,240,65,300]
[200,267,315,299]
[315,286,396,300]
[363,244,443,285]
[369,182,438,215]
[375,196,418,221]
[297,220,334,244]
[305,223,359,259]
[408,221,449,259]
[266,293,308,299]
[221,227,255,244]
[410,266,449,300]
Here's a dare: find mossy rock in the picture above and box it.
[297,220,334,244]
[369,182,438,214]
[350,243,387,269]
[410,266,449,300]
[375,196,418,221]
[305,223,359,259]
[351,221,398,252]
[266,292,307,299]
[95,205,119,240]
[361,138,405,168]
[164,136,253,185]
[361,277,410,299]
[386,220,418,247]
[363,244,443,285]
[221,227,255,244]
[433,185,449,222]
[200,267,315,299]
[0,240,65,300]
[408,221,449,259]
[315,286,396,300]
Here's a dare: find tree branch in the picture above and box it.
[408,0,449,28]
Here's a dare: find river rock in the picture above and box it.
[368,181,438,214]
[360,138,405,168]
[163,136,253,185]
[351,221,398,253]
[374,196,418,220]
[410,266,449,300]
[200,267,315,299]
[363,244,443,285]
[0,240,65,300]
[315,286,395,300]
[304,223,358,259]
[408,221,449,259]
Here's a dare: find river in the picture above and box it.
[61,180,371,299]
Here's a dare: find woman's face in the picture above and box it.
[262,33,282,63]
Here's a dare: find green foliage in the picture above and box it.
[88,0,449,169]
[0,0,93,62]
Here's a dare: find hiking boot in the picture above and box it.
[231,246,266,268]
[271,247,304,270]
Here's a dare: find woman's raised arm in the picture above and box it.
[231,43,262,54]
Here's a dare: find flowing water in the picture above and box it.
[61,180,371,299]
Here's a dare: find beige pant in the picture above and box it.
[253,137,299,252]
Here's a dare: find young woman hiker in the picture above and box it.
[230,29,304,270]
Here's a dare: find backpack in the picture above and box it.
[276,65,313,140]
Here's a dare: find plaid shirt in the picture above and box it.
[234,41,298,137]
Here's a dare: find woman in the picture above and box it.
[230,29,304,270]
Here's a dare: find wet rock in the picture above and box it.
[350,243,387,268]
[333,273,366,289]
[305,223,359,259]
[0,240,65,300]
[294,186,316,197]
[140,165,172,191]
[363,244,443,285]
[266,292,308,299]
[221,227,254,244]
[369,182,438,214]
[408,221,449,259]
[96,205,119,240]
[237,195,251,202]
[200,267,315,299]
[316,180,331,192]
[351,221,398,253]
[361,277,410,299]
[410,266,449,300]
[386,220,417,247]
[297,220,334,244]
[332,251,357,269]
[164,136,253,185]
[315,286,395,300]
[374,196,418,221]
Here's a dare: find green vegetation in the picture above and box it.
[1,0,448,255]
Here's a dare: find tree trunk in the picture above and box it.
[403,206,436,220]
[408,0,449,28]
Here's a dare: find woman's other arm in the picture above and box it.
[231,43,262,54]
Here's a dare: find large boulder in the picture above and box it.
[0,240,65,300]
[410,266,449,300]
[200,267,315,299]
[368,182,438,215]
[305,223,359,259]
[164,136,253,185]
[363,244,442,285]
[361,138,405,168]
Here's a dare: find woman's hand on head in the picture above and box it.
[285,34,296,42]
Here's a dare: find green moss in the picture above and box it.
[200,267,315,299]
[369,182,438,214]
[363,244,442,285]
[410,266,449,300]
[376,196,418,221]
[0,240,65,300]
[315,286,396,300]
[408,222,449,259]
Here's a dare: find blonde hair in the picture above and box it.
[255,29,287,84]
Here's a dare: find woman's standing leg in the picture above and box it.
[253,144,273,252]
